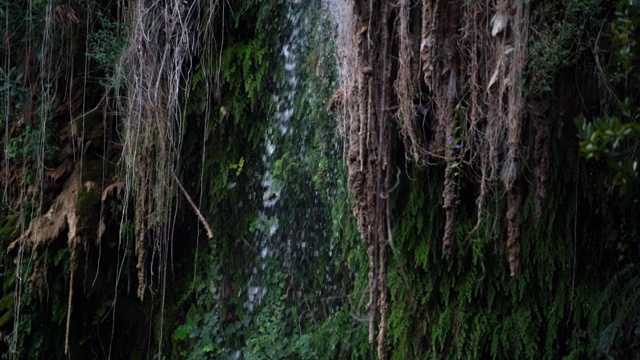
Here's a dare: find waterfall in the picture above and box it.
[246,0,321,312]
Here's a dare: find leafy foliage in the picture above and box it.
[576,0,640,195]
[87,9,126,73]
[575,104,639,193]
[526,0,604,93]
[2,0,639,359]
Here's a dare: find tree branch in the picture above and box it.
[173,173,213,239]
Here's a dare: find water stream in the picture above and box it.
[246,0,342,316]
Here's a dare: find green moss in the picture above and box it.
[80,159,106,183]
[75,185,101,229]
[0,215,18,246]
[0,292,14,328]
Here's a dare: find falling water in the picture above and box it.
[245,0,342,314]
[246,0,312,312]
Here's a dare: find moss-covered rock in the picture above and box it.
[75,183,101,231]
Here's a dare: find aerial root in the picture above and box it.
[173,173,213,239]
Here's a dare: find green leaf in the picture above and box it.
[172,325,189,341]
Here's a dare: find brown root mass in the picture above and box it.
[116,0,201,301]
[335,0,536,354]
[339,0,393,357]
[2,1,206,352]
[401,0,530,271]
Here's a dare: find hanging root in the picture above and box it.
[506,189,521,276]
[442,125,457,254]
[469,0,528,273]
[395,0,421,162]
[429,0,462,251]
[503,0,528,276]
[532,104,550,218]
[340,0,392,357]
[442,173,456,253]
[116,0,200,300]
[134,180,149,301]
[332,0,537,354]
[377,219,389,358]
[367,241,377,345]
[173,173,214,239]
[65,238,79,355]
[420,0,437,90]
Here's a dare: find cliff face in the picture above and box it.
[1,1,341,358]
[0,1,280,357]
[1,0,639,358]
[335,0,640,358]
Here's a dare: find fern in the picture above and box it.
[593,264,640,357]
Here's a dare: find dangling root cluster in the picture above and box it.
[333,0,392,357]
[422,0,529,268]
[116,0,203,300]
[395,0,530,271]
[1,0,217,355]
[333,0,538,354]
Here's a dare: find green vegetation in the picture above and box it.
[0,0,638,359]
